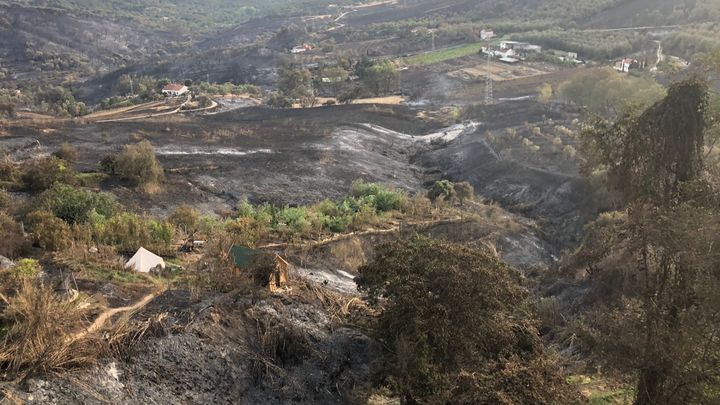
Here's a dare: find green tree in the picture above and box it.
[357,236,578,404]
[320,66,348,98]
[359,60,399,96]
[558,68,665,116]
[114,74,134,96]
[35,86,86,117]
[278,63,313,106]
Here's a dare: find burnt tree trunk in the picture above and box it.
[635,367,666,405]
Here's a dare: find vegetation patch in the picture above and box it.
[402,42,484,66]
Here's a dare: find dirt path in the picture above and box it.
[96,93,192,123]
[651,41,664,71]
[72,287,164,340]
[259,216,468,250]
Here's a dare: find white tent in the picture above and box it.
[125,247,165,273]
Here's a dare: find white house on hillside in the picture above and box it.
[162,84,189,97]
[500,41,542,53]
[614,58,638,73]
[290,44,312,54]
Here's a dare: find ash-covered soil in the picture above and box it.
[16,213,550,404]
[0,101,592,244]
[20,286,378,405]
[0,99,598,404]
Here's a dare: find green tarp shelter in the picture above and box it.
[229,245,257,268]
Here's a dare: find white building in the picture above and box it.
[162,84,189,97]
[481,29,496,40]
[290,44,312,54]
[614,58,637,73]
[500,41,542,53]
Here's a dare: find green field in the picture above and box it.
[402,42,485,66]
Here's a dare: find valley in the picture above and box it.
[0,0,718,404]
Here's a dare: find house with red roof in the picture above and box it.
[162,83,189,97]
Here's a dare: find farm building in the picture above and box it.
[614,58,638,73]
[552,50,579,61]
[162,84,189,97]
[125,247,165,273]
[481,29,496,40]
[291,44,312,54]
[500,41,542,53]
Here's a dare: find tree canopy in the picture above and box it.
[358,235,578,404]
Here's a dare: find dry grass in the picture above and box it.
[0,281,104,379]
[0,281,165,382]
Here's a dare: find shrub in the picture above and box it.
[236,199,256,218]
[100,155,117,174]
[0,189,9,209]
[148,220,175,246]
[0,213,29,258]
[427,180,456,203]
[39,183,117,224]
[97,212,151,253]
[322,215,352,233]
[351,180,405,212]
[266,92,293,109]
[114,141,164,189]
[225,217,269,247]
[275,206,311,235]
[357,236,579,403]
[26,211,71,252]
[453,181,474,205]
[21,157,76,192]
[374,189,405,212]
[0,160,18,185]
[197,215,225,237]
[351,179,382,198]
[9,258,41,280]
[563,145,577,159]
[351,203,381,230]
[52,143,78,163]
[168,204,200,234]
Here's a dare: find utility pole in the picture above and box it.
[398,68,402,96]
[485,52,493,105]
